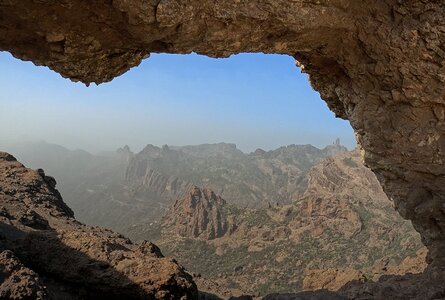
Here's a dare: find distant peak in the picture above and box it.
[141,144,160,153]
[251,148,266,156]
[188,186,218,202]
[117,145,132,153]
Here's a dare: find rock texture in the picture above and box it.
[302,268,366,292]
[0,152,197,299]
[337,272,445,300]
[302,248,429,293]
[263,291,347,300]
[137,152,426,295]
[0,250,47,300]
[1,141,136,232]
[1,1,444,272]
[164,187,232,240]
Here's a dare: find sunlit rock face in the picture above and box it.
[1,0,445,274]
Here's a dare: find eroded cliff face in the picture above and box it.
[125,143,346,209]
[141,152,427,295]
[1,0,444,275]
[164,186,232,240]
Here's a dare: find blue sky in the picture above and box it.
[0,51,355,153]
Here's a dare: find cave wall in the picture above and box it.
[1,0,444,273]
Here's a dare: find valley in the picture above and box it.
[1,141,426,297]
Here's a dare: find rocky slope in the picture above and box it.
[0,141,137,231]
[5,142,442,298]
[131,151,426,296]
[163,187,234,240]
[0,152,197,299]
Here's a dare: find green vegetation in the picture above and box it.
[242,209,273,227]
[142,151,424,296]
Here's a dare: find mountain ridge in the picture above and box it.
[1,140,348,234]
[136,151,425,295]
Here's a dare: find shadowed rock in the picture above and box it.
[0,152,198,299]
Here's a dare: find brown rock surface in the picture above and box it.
[164,186,232,240]
[0,152,197,299]
[302,248,429,293]
[0,250,47,300]
[263,291,347,300]
[302,268,366,292]
[338,272,445,300]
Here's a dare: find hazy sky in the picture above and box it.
[0,51,355,153]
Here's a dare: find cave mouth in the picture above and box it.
[1,0,445,296]
[0,50,429,296]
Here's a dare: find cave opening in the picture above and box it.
[0,51,427,296]
[2,1,445,297]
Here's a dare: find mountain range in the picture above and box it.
[130,151,425,295]
[2,140,346,234]
[0,140,426,296]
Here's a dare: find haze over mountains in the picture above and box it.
[0,140,426,296]
[1,140,347,233]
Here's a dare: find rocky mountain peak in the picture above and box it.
[140,144,161,157]
[116,144,133,155]
[188,186,225,206]
[321,141,348,157]
[122,142,350,211]
[163,186,231,240]
[250,148,266,156]
[115,145,134,164]
[143,151,427,296]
